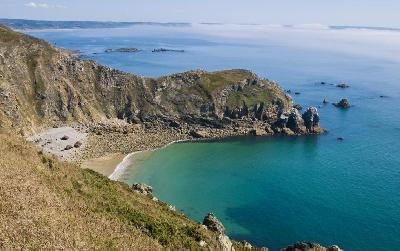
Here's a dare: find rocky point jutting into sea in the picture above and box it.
[0,25,340,250]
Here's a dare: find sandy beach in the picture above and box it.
[81,153,125,177]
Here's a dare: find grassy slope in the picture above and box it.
[0,132,220,249]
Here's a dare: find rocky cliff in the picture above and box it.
[0,25,322,136]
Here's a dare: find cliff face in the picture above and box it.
[0,25,294,133]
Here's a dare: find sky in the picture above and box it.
[0,0,399,27]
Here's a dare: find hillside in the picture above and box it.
[0,24,321,138]
[0,131,223,249]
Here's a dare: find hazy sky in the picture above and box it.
[0,0,399,27]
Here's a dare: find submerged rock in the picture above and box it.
[131,183,153,195]
[334,98,351,108]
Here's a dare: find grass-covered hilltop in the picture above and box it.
[0,25,340,250]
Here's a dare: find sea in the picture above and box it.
[25,23,400,250]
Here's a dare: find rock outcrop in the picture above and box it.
[302,107,323,133]
[131,183,153,195]
[203,213,235,251]
[334,99,351,109]
[282,242,342,251]
[203,213,225,234]
[272,107,323,135]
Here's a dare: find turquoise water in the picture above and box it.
[27,25,400,250]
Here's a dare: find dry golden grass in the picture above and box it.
[0,132,220,250]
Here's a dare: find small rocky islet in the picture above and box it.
[0,25,341,250]
[105,47,141,53]
[334,98,351,108]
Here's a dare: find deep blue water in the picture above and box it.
[27,25,400,250]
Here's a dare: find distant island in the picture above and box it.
[105,48,141,53]
[0,18,191,30]
[152,48,185,53]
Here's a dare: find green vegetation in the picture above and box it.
[0,133,219,249]
[198,69,256,95]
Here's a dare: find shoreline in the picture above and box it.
[108,139,190,181]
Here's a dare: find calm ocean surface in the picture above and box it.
[27,24,400,250]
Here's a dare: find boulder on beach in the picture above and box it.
[190,130,209,138]
[74,141,82,148]
[131,183,153,195]
[61,135,69,140]
[64,145,73,150]
[334,98,351,108]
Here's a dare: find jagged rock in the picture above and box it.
[202,213,225,235]
[61,135,69,140]
[334,99,351,108]
[74,141,82,148]
[287,108,306,134]
[294,92,301,95]
[337,137,344,141]
[249,128,268,136]
[131,183,153,195]
[169,121,181,128]
[241,241,253,249]
[190,130,209,138]
[323,99,329,104]
[265,125,274,135]
[327,245,342,251]
[218,234,235,251]
[282,127,295,136]
[336,83,350,88]
[281,242,342,251]
[302,107,321,133]
[293,104,303,110]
